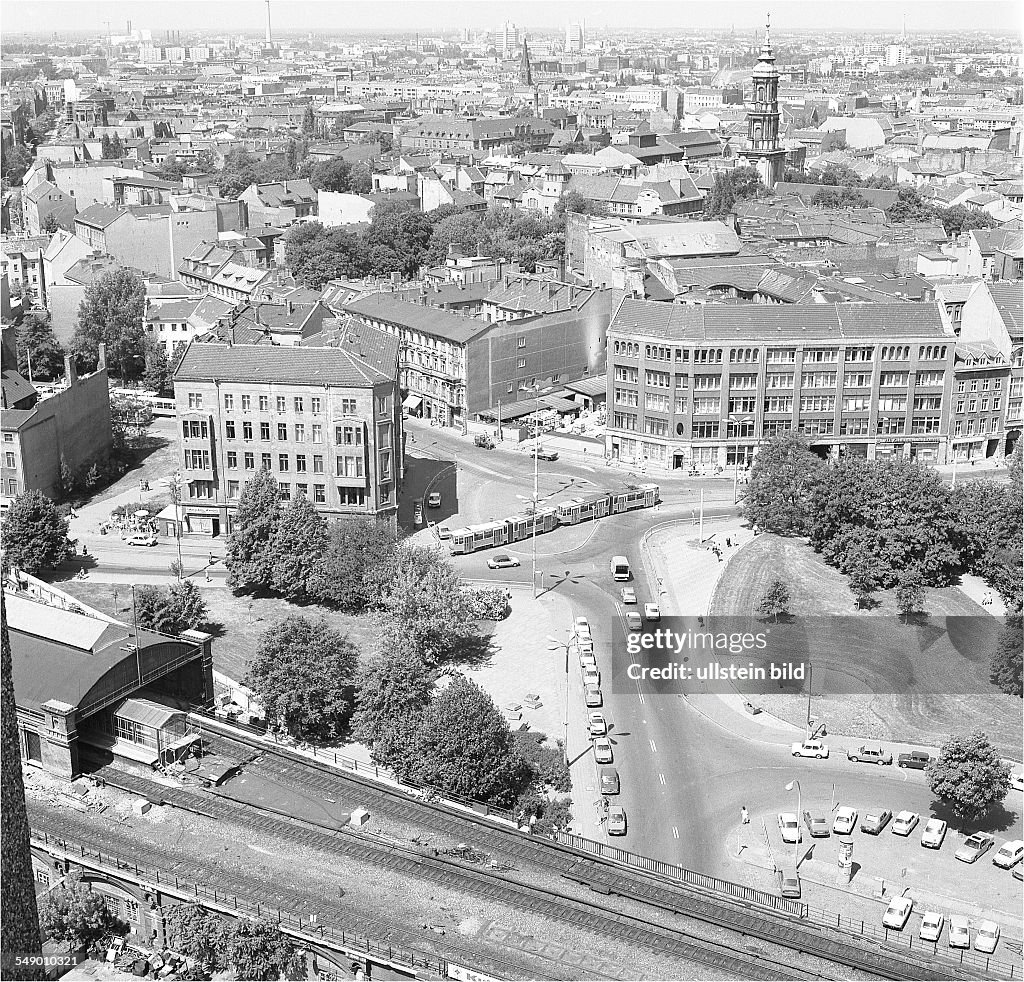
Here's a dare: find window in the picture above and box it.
[766,373,794,389]
[225,420,236,439]
[277,423,288,441]
[804,348,837,363]
[645,392,670,412]
[674,395,688,414]
[184,449,210,469]
[845,346,874,362]
[517,358,526,369]
[518,337,526,348]
[294,423,305,441]
[336,425,363,446]
[693,375,721,391]
[296,454,307,473]
[767,348,796,364]
[187,392,203,409]
[911,416,941,434]
[243,421,253,441]
[614,366,639,383]
[876,416,905,435]
[338,487,365,507]
[313,454,324,473]
[261,453,272,471]
[644,418,668,437]
[914,396,943,411]
[800,395,835,413]
[294,397,304,413]
[842,396,870,412]
[296,483,308,498]
[278,454,289,471]
[877,396,907,411]
[840,418,870,436]
[3,433,13,442]
[916,371,945,387]
[244,452,255,469]
[380,450,392,480]
[378,396,388,416]
[336,455,364,477]
[226,451,238,468]
[692,397,720,415]
[241,394,251,411]
[918,345,947,361]
[259,395,269,411]
[615,389,638,407]
[843,372,872,389]
[312,423,323,443]
[765,396,793,413]
[881,345,910,361]
[227,480,240,499]
[279,482,291,501]
[729,374,758,391]
[692,421,719,438]
[311,397,321,414]
[801,372,837,388]
[260,422,271,441]
[4,452,15,468]
[276,396,286,412]
[612,412,637,430]
[880,372,909,387]
[314,484,326,503]
[340,398,357,415]
[728,396,757,414]
[693,348,723,364]
[224,394,234,410]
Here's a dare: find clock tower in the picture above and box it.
[740,14,787,189]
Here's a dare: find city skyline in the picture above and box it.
[3,0,1023,37]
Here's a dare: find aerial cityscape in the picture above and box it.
[0,2,1021,980]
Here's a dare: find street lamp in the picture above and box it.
[546,633,574,765]
[728,414,755,505]
[784,779,802,868]
[520,384,542,599]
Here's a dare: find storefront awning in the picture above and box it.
[403,394,423,410]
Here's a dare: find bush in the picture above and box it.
[513,730,570,791]
[464,586,510,620]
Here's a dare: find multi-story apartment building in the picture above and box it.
[604,299,962,470]
[172,339,402,535]
[402,115,554,154]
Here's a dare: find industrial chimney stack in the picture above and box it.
[265,0,273,44]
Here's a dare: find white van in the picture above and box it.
[611,556,631,581]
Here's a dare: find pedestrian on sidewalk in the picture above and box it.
[741,806,749,825]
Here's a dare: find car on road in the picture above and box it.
[897,750,931,769]
[993,839,1024,869]
[620,586,637,604]
[847,745,893,766]
[435,524,452,540]
[426,491,442,508]
[625,612,643,630]
[777,867,801,898]
[891,811,920,837]
[920,911,944,943]
[921,819,947,849]
[833,807,858,835]
[127,533,158,547]
[644,603,661,621]
[487,553,520,569]
[594,738,613,764]
[1011,773,1024,792]
[574,616,591,636]
[975,921,1000,954]
[777,813,802,844]
[579,650,597,669]
[414,502,424,526]
[882,896,913,930]
[860,809,892,835]
[588,712,607,737]
[803,811,830,837]
[956,832,995,863]
[534,448,559,462]
[583,666,600,688]
[608,805,627,835]
[600,767,620,795]
[791,739,829,759]
[584,684,602,707]
[948,916,971,949]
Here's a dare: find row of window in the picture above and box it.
[220,481,365,506]
[615,395,952,414]
[187,393,382,416]
[219,421,365,446]
[220,452,379,479]
[614,415,951,437]
[613,369,952,391]
[614,344,951,364]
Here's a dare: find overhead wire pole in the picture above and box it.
[521,384,541,598]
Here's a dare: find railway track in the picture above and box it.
[195,724,997,982]
[77,763,832,981]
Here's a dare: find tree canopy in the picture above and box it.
[1,491,72,573]
[270,493,327,601]
[226,470,281,591]
[703,166,765,217]
[928,731,1011,823]
[39,882,123,949]
[741,432,826,535]
[72,267,146,379]
[991,611,1022,697]
[16,313,65,381]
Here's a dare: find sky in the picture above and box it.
[3,0,1022,37]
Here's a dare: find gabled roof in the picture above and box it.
[988,282,1023,342]
[74,203,127,229]
[344,293,492,344]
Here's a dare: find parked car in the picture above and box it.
[897,750,931,769]
[585,684,602,707]
[956,832,995,863]
[583,666,600,688]
[436,525,452,540]
[487,553,520,569]
[847,745,893,766]
[588,712,607,737]
[921,818,947,849]
[777,812,802,844]
[993,839,1024,869]
[891,811,920,837]
[599,767,620,795]
[426,491,442,508]
[791,739,829,759]
[882,896,913,930]
[608,805,627,835]
[127,533,158,547]
[574,616,591,636]
[413,502,424,526]
[579,650,597,669]
[620,586,637,604]
[833,806,858,835]
[625,612,643,630]
[643,603,661,621]
[860,809,892,835]
[920,911,944,943]
[594,738,613,764]
[803,811,830,837]
[777,866,801,898]
[1011,773,1024,792]
[975,921,1000,954]
[535,448,559,462]
[948,916,971,949]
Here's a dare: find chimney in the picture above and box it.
[97,342,107,372]
[64,354,78,384]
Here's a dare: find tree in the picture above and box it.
[1,491,72,573]
[301,104,316,135]
[741,432,825,535]
[950,478,1023,610]
[351,648,438,748]
[109,391,154,450]
[142,341,174,396]
[928,731,1011,823]
[166,579,208,632]
[226,919,305,982]
[42,214,60,233]
[940,203,996,238]
[165,903,227,973]
[990,611,1023,697]
[406,674,532,807]
[885,187,934,225]
[108,133,124,158]
[17,313,65,380]
[72,267,147,379]
[307,157,359,193]
[310,516,399,611]
[270,494,327,601]
[847,556,880,610]
[244,615,358,741]
[100,134,112,158]
[513,730,570,791]
[133,585,178,634]
[39,882,122,949]
[894,569,925,622]
[226,470,281,592]
[756,579,791,622]
[811,185,869,209]
[0,143,33,188]
[1,589,44,980]
[555,190,607,217]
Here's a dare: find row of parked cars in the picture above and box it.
[790,739,934,769]
[882,897,1004,954]
[574,616,627,837]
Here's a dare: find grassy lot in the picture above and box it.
[56,581,379,683]
[710,534,1021,755]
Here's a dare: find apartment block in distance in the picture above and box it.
[172,337,402,535]
[605,299,962,471]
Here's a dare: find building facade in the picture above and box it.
[172,341,402,534]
